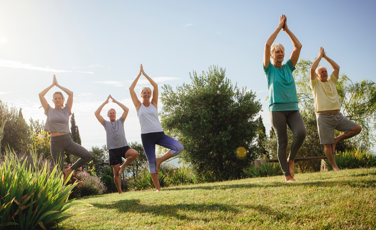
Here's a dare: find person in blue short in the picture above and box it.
[95,95,139,194]
[130,64,184,192]
[263,15,306,182]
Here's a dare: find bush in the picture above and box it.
[0,150,89,230]
[64,163,84,198]
[79,172,106,197]
[325,149,376,170]
[244,162,283,178]
[130,170,166,190]
[164,166,197,185]
[100,166,115,193]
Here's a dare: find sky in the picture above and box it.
[1,0,375,152]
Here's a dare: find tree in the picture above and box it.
[89,145,108,176]
[160,66,262,181]
[28,118,51,160]
[67,113,82,164]
[0,101,29,154]
[256,116,268,159]
[125,142,148,180]
[70,113,81,145]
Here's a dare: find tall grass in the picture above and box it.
[326,149,376,170]
[0,150,91,230]
[244,162,283,178]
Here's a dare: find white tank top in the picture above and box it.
[137,103,163,134]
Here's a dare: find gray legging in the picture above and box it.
[270,111,306,177]
[50,134,92,171]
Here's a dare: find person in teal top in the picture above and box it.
[263,15,306,182]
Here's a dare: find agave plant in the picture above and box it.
[0,150,91,230]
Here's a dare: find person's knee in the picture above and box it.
[354,125,362,135]
[278,140,288,149]
[133,150,139,158]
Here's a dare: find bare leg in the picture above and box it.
[155,151,174,174]
[150,173,160,192]
[287,159,294,178]
[113,165,123,194]
[334,125,361,147]
[63,168,73,184]
[324,144,340,171]
[118,149,139,176]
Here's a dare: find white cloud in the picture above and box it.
[77,93,92,97]
[72,66,80,69]
[184,23,193,27]
[76,71,94,74]
[94,81,124,87]
[0,92,10,95]
[89,64,104,68]
[256,90,268,94]
[0,59,71,73]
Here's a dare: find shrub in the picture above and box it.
[244,162,283,178]
[131,170,166,190]
[0,150,90,230]
[100,166,116,193]
[325,149,376,170]
[164,166,197,185]
[78,172,106,197]
[64,163,84,198]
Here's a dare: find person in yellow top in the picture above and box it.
[310,47,361,171]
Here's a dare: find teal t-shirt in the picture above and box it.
[263,59,299,111]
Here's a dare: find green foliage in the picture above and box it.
[131,170,166,190]
[0,102,29,154]
[325,149,376,170]
[125,142,148,180]
[79,172,106,197]
[160,66,262,181]
[0,150,90,229]
[70,113,81,145]
[244,162,283,178]
[256,116,268,159]
[89,145,108,176]
[100,166,116,193]
[28,118,51,160]
[162,165,197,185]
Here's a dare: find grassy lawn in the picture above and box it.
[62,168,376,229]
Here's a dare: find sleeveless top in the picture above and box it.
[44,104,71,133]
[137,103,163,134]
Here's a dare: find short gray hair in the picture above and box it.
[140,87,152,94]
[270,43,285,57]
[315,66,326,75]
[107,108,116,114]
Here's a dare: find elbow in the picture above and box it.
[296,43,302,50]
[265,43,271,49]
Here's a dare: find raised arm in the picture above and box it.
[54,76,74,112]
[141,65,158,108]
[310,47,325,80]
[283,17,302,67]
[264,15,285,68]
[129,65,142,111]
[323,51,340,79]
[110,95,129,121]
[94,95,111,125]
[39,75,56,112]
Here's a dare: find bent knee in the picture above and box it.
[354,125,362,134]
[172,143,184,155]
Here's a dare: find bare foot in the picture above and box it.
[156,189,160,192]
[285,175,296,182]
[155,158,162,174]
[288,159,295,178]
[119,191,123,194]
[118,164,126,176]
[63,168,73,184]
[333,166,340,171]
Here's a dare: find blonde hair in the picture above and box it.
[315,66,327,75]
[140,87,152,95]
[53,92,65,108]
[270,43,285,58]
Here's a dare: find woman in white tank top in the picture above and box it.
[130,65,184,192]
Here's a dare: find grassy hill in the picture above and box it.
[62,168,376,229]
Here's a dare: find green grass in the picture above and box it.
[62,168,376,229]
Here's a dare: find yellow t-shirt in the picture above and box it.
[310,74,340,112]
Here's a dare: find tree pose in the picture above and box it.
[310,47,361,170]
[263,15,306,182]
[95,95,139,194]
[130,64,184,191]
[39,75,92,183]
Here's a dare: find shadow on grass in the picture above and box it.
[90,199,290,222]
[161,178,376,191]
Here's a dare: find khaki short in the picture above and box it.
[316,112,358,145]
